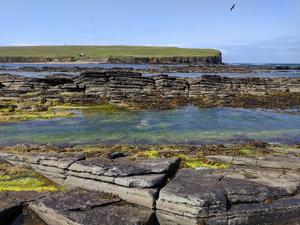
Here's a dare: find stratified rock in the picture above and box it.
[206,155,300,170]
[156,168,300,225]
[67,171,166,188]
[68,157,178,177]
[0,152,85,185]
[65,176,158,209]
[30,190,157,225]
[65,158,179,208]
[1,71,299,109]
[156,169,228,224]
[0,153,179,208]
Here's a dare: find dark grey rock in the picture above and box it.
[157,167,300,225]
[109,152,127,159]
[30,190,157,225]
[68,157,179,177]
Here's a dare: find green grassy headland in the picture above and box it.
[0,45,221,59]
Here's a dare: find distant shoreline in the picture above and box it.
[0,45,222,65]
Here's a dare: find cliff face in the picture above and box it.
[0,56,77,63]
[0,71,299,109]
[0,55,222,65]
[107,55,222,64]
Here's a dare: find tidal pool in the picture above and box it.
[0,106,300,146]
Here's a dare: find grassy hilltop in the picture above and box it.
[0,45,221,59]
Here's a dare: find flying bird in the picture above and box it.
[230,4,236,12]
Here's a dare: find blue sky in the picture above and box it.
[0,0,299,63]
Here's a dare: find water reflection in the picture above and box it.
[0,106,299,146]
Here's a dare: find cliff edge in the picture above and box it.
[0,46,222,64]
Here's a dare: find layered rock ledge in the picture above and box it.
[1,71,300,109]
[29,190,157,225]
[0,152,179,208]
[156,167,300,225]
[1,152,300,225]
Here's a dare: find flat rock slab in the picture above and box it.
[0,152,86,185]
[206,155,300,170]
[67,170,166,188]
[68,157,179,177]
[157,168,300,225]
[30,190,157,225]
[64,175,158,208]
[1,152,85,169]
[65,157,179,208]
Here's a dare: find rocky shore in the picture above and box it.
[1,67,300,224]
[1,63,298,75]
[1,143,300,225]
[1,70,300,109]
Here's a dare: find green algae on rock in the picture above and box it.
[0,162,60,192]
[137,149,229,169]
[0,100,75,123]
[176,154,229,169]
[0,110,74,123]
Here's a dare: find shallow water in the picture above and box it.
[0,70,79,77]
[2,70,300,78]
[0,106,299,146]
[0,63,179,70]
[1,63,299,78]
[145,70,300,78]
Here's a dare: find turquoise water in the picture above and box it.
[0,106,300,146]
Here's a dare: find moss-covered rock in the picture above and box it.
[0,162,60,192]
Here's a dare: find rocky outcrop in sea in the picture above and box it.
[0,70,299,109]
